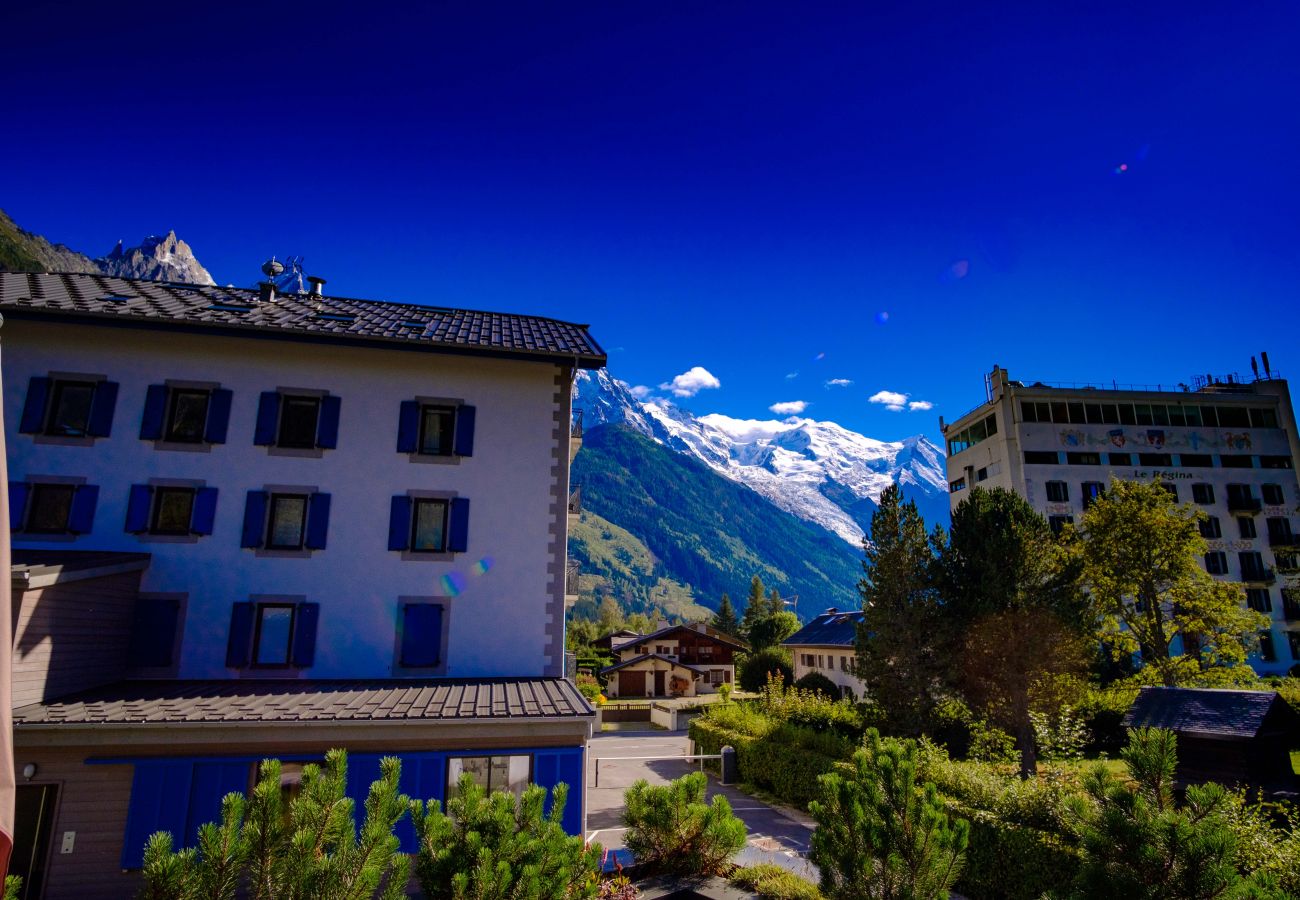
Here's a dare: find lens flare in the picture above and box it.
[875,311,889,324]
[473,556,494,575]
[441,571,467,596]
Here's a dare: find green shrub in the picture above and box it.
[739,648,795,692]
[1075,684,1138,756]
[690,718,845,808]
[949,804,1080,900]
[793,671,841,698]
[410,773,601,899]
[576,673,604,703]
[1030,705,1089,762]
[967,720,1017,764]
[760,676,865,740]
[622,771,747,876]
[3,877,20,900]
[703,699,779,737]
[731,864,826,899]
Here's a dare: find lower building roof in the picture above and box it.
[1123,686,1300,739]
[600,654,708,675]
[13,678,594,726]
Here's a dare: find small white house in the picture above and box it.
[600,623,746,698]
[783,608,866,698]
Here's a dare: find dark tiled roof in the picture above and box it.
[13,678,594,726]
[0,272,605,367]
[612,624,749,651]
[783,610,865,648]
[1123,687,1300,739]
[601,654,708,675]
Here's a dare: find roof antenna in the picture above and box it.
[259,257,284,303]
[1261,351,1271,377]
[1251,356,1259,380]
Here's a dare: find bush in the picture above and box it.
[690,717,845,808]
[950,805,1080,900]
[793,671,840,698]
[809,729,969,900]
[622,771,747,876]
[576,673,604,703]
[739,647,794,692]
[967,720,1017,764]
[1075,683,1138,756]
[410,773,601,899]
[731,864,826,899]
[760,676,865,741]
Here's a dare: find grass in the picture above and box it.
[730,864,825,900]
[1292,750,1299,775]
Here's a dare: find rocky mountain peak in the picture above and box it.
[96,231,215,285]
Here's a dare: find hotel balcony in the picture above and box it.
[568,484,582,522]
[1241,566,1276,585]
[1275,552,1300,575]
[570,409,584,459]
[1283,591,1300,623]
[1227,495,1263,513]
[1267,529,1296,548]
[565,559,581,608]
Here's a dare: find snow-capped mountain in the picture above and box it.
[97,231,215,285]
[573,368,949,545]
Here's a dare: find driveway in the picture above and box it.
[584,731,819,881]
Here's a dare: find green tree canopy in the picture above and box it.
[747,610,801,652]
[711,592,740,637]
[1074,477,1266,686]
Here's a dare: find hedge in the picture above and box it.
[948,803,1081,900]
[688,718,844,808]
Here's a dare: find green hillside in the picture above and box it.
[569,423,863,617]
[568,509,711,621]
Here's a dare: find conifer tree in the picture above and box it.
[1075,477,1267,686]
[935,486,1090,778]
[741,574,768,637]
[854,485,943,736]
[768,586,785,614]
[809,729,968,900]
[711,593,740,636]
[622,772,747,876]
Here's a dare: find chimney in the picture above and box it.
[258,281,276,304]
[307,276,326,297]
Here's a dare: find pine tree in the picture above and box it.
[768,587,785,615]
[809,729,969,900]
[935,487,1090,778]
[711,593,740,636]
[622,772,747,876]
[410,774,601,899]
[854,485,943,736]
[1075,477,1267,686]
[741,574,768,637]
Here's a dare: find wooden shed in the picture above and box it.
[1123,687,1300,796]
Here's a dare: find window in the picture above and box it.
[1220,455,1254,469]
[1048,515,1074,536]
[1108,453,1133,466]
[1250,408,1279,428]
[1260,455,1294,469]
[1262,484,1285,505]
[1258,632,1276,663]
[399,603,444,668]
[1289,632,1300,661]
[1246,589,1272,614]
[1081,482,1104,509]
[1237,517,1257,540]
[1199,516,1222,539]
[1239,551,1270,581]
[1204,551,1228,575]
[165,390,210,443]
[949,478,966,494]
[225,601,318,668]
[945,414,996,455]
[1217,407,1250,428]
[241,491,331,551]
[19,376,119,438]
[12,482,99,535]
[388,496,470,554]
[139,385,232,445]
[1158,483,1178,501]
[396,401,477,457]
[976,467,988,482]
[1067,452,1101,466]
[1180,454,1213,468]
[1139,453,1172,467]
[1045,481,1068,502]
[1024,451,1059,465]
[127,596,182,668]
[254,392,341,450]
[1226,484,1260,512]
[1267,517,1294,545]
[1118,404,1137,425]
[448,756,530,800]
[1192,484,1215,505]
[126,485,217,536]
[709,669,725,685]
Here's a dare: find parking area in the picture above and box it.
[585,731,819,879]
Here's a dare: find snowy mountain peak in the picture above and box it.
[573,368,949,544]
[96,231,215,285]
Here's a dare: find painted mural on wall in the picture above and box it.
[1057,428,1256,450]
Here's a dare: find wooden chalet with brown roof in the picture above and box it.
[600,623,747,698]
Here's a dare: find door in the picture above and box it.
[13,784,58,900]
[654,670,666,696]
[619,670,645,696]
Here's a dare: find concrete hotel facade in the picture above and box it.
[942,363,1300,676]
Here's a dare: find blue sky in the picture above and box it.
[3,1,1297,442]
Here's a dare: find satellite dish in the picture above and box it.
[261,257,285,279]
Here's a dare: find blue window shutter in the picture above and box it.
[396,401,420,453]
[454,405,476,457]
[388,496,412,551]
[192,487,218,535]
[128,596,180,668]
[553,748,584,835]
[401,605,442,667]
[448,497,470,553]
[9,483,28,531]
[316,395,341,449]
[140,384,168,440]
[125,484,153,533]
[68,485,98,534]
[253,392,280,445]
[305,493,331,550]
[205,388,233,444]
[185,763,250,847]
[87,380,119,437]
[121,760,194,868]
[241,491,268,548]
[393,754,444,851]
[292,602,320,667]
[19,377,51,434]
[226,603,254,668]
[346,754,386,839]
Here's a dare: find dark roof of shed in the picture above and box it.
[13,678,594,726]
[601,654,708,675]
[1123,687,1300,739]
[783,610,865,648]
[0,272,605,368]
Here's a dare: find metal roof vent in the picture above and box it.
[307,276,327,297]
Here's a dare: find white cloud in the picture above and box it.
[769,400,808,415]
[628,385,652,399]
[660,366,721,398]
[908,400,934,411]
[868,390,910,412]
[825,378,853,388]
[785,372,799,380]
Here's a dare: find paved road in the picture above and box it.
[584,731,820,881]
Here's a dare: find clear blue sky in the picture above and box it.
[3,1,1297,441]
